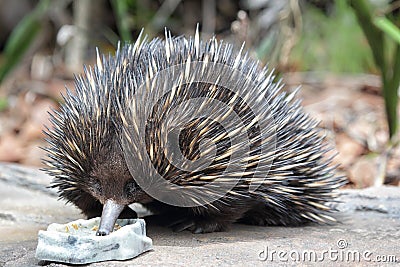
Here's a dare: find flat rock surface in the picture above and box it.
[0,163,399,266]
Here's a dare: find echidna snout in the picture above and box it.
[96,199,125,236]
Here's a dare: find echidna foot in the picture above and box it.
[170,217,228,233]
[238,215,268,226]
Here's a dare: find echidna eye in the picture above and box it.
[124,180,138,198]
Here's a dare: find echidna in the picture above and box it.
[43,28,346,235]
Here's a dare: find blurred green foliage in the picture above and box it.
[0,0,50,83]
[0,97,7,112]
[111,0,135,42]
[290,0,375,73]
[350,0,400,141]
[110,0,158,43]
[256,29,281,65]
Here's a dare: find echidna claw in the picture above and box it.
[170,219,196,232]
[169,218,226,234]
[192,227,204,234]
[166,217,187,228]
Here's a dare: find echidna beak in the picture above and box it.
[96,199,125,236]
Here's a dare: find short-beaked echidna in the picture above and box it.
[43,28,346,235]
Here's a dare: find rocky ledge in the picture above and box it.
[0,163,399,266]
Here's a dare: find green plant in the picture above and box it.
[0,0,50,84]
[289,0,375,73]
[350,0,400,142]
[110,0,157,43]
[111,0,135,42]
[0,97,7,111]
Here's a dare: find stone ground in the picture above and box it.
[0,163,399,266]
